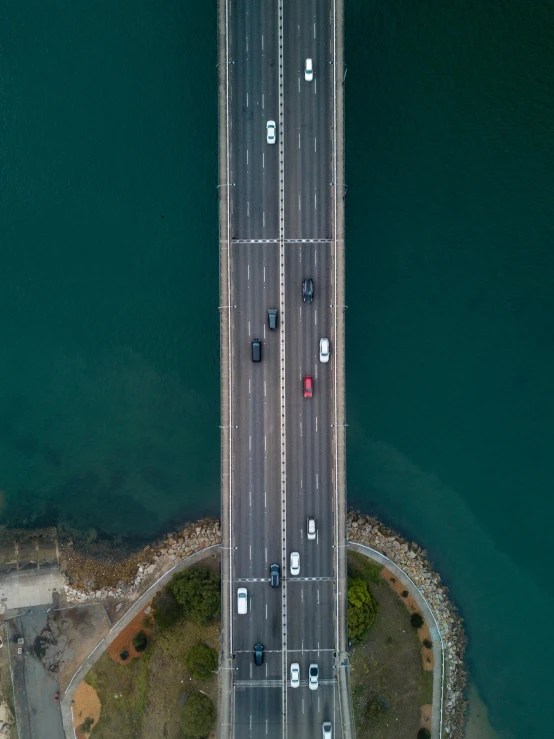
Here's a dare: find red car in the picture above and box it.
[303,376,313,398]
[54,692,60,703]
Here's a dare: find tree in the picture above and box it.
[79,717,95,734]
[132,630,148,652]
[152,587,183,629]
[411,612,424,629]
[347,577,379,643]
[180,692,216,738]
[417,730,431,739]
[170,568,221,626]
[184,642,218,679]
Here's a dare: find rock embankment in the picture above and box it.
[60,512,467,735]
[61,518,221,603]
[347,510,467,739]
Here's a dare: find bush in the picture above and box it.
[411,613,424,629]
[152,587,183,630]
[184,642,218,679]
[401,590,409,598]
[417,730,431,739]
[119,651,129,661]
[79,717,95,733]
[423,638,433,649]
[170,567,221,626]
[366,696,387,718]
[132,630,148,652]
[180,692,216,738]
[347,577,379,643]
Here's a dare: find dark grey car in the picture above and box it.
[302,278,314,303]
[270,563,280,587]
[254,642,264,666]
[268,308,278,330]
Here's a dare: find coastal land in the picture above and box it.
[0,513,471,738]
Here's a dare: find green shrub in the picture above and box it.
[132,630,148,652]
[171,567,221,626]
[79,717,95,733]
[180,692,216,738]
[347,577,379,643]
[184,642,218,679]
[365,696,387,718]
[423,638,433,649]
[152,587,183,629]
[401,590,409,597]
[411,613,424,629]
[119,650,129,661]
[417,730,431,739]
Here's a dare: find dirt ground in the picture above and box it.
[107,605,153,665]
[348,552,433,739]
[73,681,101,739]
[380,568,434,672]
[36,604,111,691]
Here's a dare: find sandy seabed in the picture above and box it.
[464,684,498,739]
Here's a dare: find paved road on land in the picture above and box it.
[227,1,340,737]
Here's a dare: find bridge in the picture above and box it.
[217,0,351,737]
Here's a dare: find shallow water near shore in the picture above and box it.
[2,0,554,737]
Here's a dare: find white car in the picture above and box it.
[290,551,300,576]
[322,721,332,738]
[266,120,276,144]
[307,518,316,540]
[237,587,248,614]
[290,662,300,688]
[309,663,319,691]
[305,58,313,81]
[319,337,330,363]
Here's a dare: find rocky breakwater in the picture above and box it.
[61,518,221,604]
[347,511,468,739]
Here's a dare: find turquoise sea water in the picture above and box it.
[1,1,553,736]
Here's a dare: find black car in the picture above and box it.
[254,642,264,666]
[302,278,314,303]
[270,563,280,587]
[268,308,278,330]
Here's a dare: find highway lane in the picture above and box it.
[227,0,338,736]
[229,0,283,736]
[283,0,336,736]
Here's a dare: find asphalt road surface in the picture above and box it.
[227,1,340,737]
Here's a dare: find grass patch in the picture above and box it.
[348,552,433,739]
[348,551,384,584]
[85,566,221,739]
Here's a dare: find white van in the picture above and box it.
[237,587,248,614]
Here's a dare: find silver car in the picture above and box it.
[290,662,300,688]
[305,58,313,81]
[322,721,332,738]
[290,551,300,576]
[237,587,248,614]
[309,663,319,691]
[319,337,330,363]
[266,120,276,144]
[307,517,316,540]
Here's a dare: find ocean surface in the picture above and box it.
[1,0,553,736]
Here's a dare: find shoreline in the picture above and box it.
[1,513,469,737]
